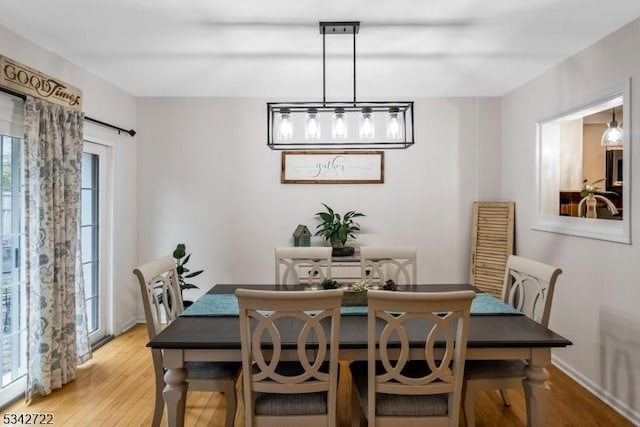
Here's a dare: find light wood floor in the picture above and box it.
[2,324,632,426]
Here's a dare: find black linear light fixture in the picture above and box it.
[267,21,414,150]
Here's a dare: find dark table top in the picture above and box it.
[149,284,572,350]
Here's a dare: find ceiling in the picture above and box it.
[2,1,640,98]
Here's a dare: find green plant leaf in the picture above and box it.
[185,270,204,278]
[321,203,334,215]
[318,212,334,223]
[182,283,199,289]
[173,243,186,259]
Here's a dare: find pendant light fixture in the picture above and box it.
[267,21,414,150]
[601,107,623,146]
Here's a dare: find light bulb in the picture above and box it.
[602,126,623,145]
[387,108,402,139]
[277,109,292,140]
[332,108,347,139]
[359,108,374,139]
[601,108,623,146]
[305,108,320,139]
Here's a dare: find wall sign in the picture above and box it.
[0,55,82,111]
[281,151,384,184]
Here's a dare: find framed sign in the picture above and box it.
[281,151,384,184]
[0,55,82,111]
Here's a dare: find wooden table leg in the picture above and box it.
[523,348,551,427]
[163,350,187,427]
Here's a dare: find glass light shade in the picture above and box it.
[359,109,375,139]
[332,109,347,139]
[601,121,623,146]
[305,109,320,139]
[387,110,402,140]
[277,111,293,140]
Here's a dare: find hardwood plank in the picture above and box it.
[2,324,632,426]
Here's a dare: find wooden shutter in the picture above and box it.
[470,202,515,297]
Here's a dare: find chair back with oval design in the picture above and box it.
[360,247,417,286]
[502,255,562,327]
[462,255,562,427]
[237,288,343,427]
[134,256,240,427]
[275,247,332,286]
[350,289,474,427]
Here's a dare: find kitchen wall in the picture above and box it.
[136,97,501,296]
[0,25,140,335]
[501,17,640,424]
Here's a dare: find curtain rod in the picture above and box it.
[0,86,136,137]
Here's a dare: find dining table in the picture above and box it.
[148,283,572,427]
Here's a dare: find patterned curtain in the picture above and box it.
[23,97,91,401]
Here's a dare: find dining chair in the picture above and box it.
[236,288,343,427]
[133,256,241,427]
[462,255,562,427]
[360,246,417,286]
[275,246,332,286]
[350,289,475,427]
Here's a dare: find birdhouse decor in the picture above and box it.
[293,224,311,247]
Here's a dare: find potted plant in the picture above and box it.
[172,243,204,307]
[321,278,339,290]
[314,203,365,256]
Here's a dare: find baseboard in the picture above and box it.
[553,355,639,425]
[119,316,145,335]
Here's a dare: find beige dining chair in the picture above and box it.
[236,288,343,427]
[350,289,475,427]
[360,246,417,286]
[462,255,562,427]
[133,256,241,427]
[275,246,332,286]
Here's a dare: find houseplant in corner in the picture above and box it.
[315,203,365,256]
[172,243,204,307]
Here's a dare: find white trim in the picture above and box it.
[121,317,146,334]
[552,355,639,425]
[84,120,120,147]
[0,377,26,409]
[532,78,631,244]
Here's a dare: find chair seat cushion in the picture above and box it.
[464,359,527,380]
[349,361,449,417]
[185,361,241,380]
[252,361,336,416]
[255,391,328,415]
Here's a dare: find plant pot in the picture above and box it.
[341,290,368,306]
[332,246,355,257]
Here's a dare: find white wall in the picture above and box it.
[0,25,140,334]
[136,97,501,301]
[501,18,640,424]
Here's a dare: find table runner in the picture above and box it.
[181,291,521,317]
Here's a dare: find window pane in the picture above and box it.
[82,262,96,299]
[80,152,100,335]
[0,134,25,390]
[81,189,94,225]
[81,226,95,262]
